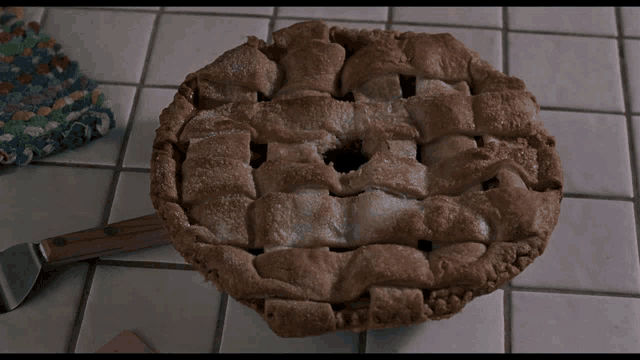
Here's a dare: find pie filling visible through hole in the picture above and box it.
[153,20,564,338]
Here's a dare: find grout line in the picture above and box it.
[24,161,149,173]
[615,7,640,298]
[119,167,150,173]
[511,285,640,299]
[266,7,278,45]
[507,28,620,39]
[385,7,393,31]
[158,10,274,19]
[502,7,509,75]
[562,193,634,202]
[71,7,161,14]
[28,161,118,170]
[39,7,50,28]
[539,106,626,115]
[65,259,99,353]
[96,259,195,271]
[96,80,175,90]
[359,331,368,353]
[140,84,180,90]
[211,292,229,353]
[503,285,512,353]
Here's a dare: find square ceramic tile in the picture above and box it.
[219,298,359,353]
[36,85,136,166]
[624,40,640,114]
[0,263,89,353]
[511,198,640,294]
[512,291,640,353]
[74,266,222,353]
[391,24,503,72]
[366,290,504,353]
[107,172,154,224]
[278,7,388,22]
[42,8,156,83]
[621,6,640,37]
[122,88,176,169]
[0,166,113,248]
[102,171,187,264]
[509,33,624,112]
[145,14,270,86]
[508,7,617,36]
[166,7,274,16]
[539,110,633,197]
[393,7,502,28]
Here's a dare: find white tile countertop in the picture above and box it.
[1,6,640,353]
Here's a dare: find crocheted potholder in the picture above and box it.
[0,10,115,166]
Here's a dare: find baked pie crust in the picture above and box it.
[150,20,563,338]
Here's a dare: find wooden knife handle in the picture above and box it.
[40,214,172,265]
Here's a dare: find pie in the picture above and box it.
[150,20,563,338]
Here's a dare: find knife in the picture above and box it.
[0,213,170,314]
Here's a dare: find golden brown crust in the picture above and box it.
[181,157,256,205]
[150,20,564,338]
[188,195,255,248]
[186,132,252,164]
[195,38,282,98]
[341,38,413,95]
[276,40,345,97]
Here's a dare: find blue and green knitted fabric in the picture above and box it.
[0,11,115,166]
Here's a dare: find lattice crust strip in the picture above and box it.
[150,20,564,338]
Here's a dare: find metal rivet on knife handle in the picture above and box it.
[52,237,66,246]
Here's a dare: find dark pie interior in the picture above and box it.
[150,20,563,338]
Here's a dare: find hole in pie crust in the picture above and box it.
[333,77,355,102]
[330,190,365,198]
[257,92,271,102]
[399,75,416,98]
[322,139,368,173]
[342,44,359,60]
[247,248,264,256]
[415,144,423,163]
[474,135,484,148]
[418,239,433,252]
[249,142,268,169]
[422,288,431,300]
[333,91,355,102]
[328,247,355,253]
[482,176,500,191]
[331,292,370,312]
